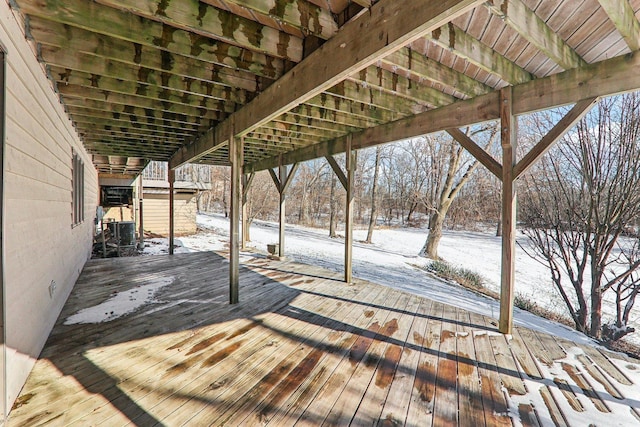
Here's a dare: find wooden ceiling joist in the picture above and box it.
[18,0,285,79]
[427,22,534,85]
[484,0,586,70]
[350,66,458,108]
[64,102,219,128]
[170,0,485,168]
[94,0,303,61]
[596,0,640,51]
[49,65,246,106]
[202,0,339,39]
[58,86,227,119]
[245,48,640,172]
[382,48,492,98]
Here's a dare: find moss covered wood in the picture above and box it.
[169,0,485,168]
[19,2,284,79]
[485,0,585,70]
[383,49,491,98]
[428,22,533,85]
[96,0,303,61]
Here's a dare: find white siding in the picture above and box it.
[1,2,98,415]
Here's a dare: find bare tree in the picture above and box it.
[520,94,640,341]
[419,126,499,259]
[365,146,382,243]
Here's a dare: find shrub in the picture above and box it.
[427,260,484,290]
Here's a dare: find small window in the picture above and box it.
[72,150,84,226]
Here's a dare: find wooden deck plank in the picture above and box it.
[431,302,460,426]
[262,286,401,426]
[295,291,408,426]
[9,252,640,427]
[467,311,512,427]
[140,278,364,425]
[203,281,388,426]
[405,300,445,425]
[228,282,392,425]
[455,308,486,427]
[376,296,434,426]
[348,293,422,426]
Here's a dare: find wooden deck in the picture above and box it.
[8,252,640,426]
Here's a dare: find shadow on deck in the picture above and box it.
[8,252,640,426]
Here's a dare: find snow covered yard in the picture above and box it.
[141,213,640,349]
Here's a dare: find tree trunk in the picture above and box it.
[420,200,452,259]
[365,147,381,243]
[329,173,337,238]
[590,269,603,338]
[222,179,228,217]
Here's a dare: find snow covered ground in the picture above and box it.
[141,212,638,349]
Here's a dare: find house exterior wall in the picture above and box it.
[143,192,197,236]
[1,2,98,417]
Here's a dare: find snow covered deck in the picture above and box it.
[8,252,640,426]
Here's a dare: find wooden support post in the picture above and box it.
[138,176,144,250]
[229,133,242,304]
[278,164,286,258]
[345,135,355,284]
[499,87,517,334]
[168,168,175,255]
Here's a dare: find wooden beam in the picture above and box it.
[485,0,585,70]
[205,0,338,39]
[278,164,286,258]
[446,128,502,178]
[64,101,220,127]
[382,48,491,97]
[597,0,640,51]
[18,0,285,79]
[281,163,299,194]
[97,0,303,61]
[168,169,175,255]
[499,87,516,335]
[345,136,355,284]
[350,66,457,108]
[229,132,242,304]
[138,177,144,250]
[169,0,484,168]
[428,22,533,84]
[514,97,598,179]
[246,50,640,173]
[245,92,500,172]
[53,75,241,113]
[59,86,226,119]
[268,168,281,189]
[46,58,248,105]
[325,155,348,190]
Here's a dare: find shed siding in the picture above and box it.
[2,2,98,415]
[143,192,197,236]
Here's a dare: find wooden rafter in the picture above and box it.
[350,67,457,108]
[17,0,285,79]
[428,22,533,84]
[484,0,585,70]
[49,66,246,106]
[94,0,304,61]
[169,0,485,168]
[246,49,640,172]
[597,0,640,51]
[204,0,339,39]
[28,18,268,88]
[382,48,491,97]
